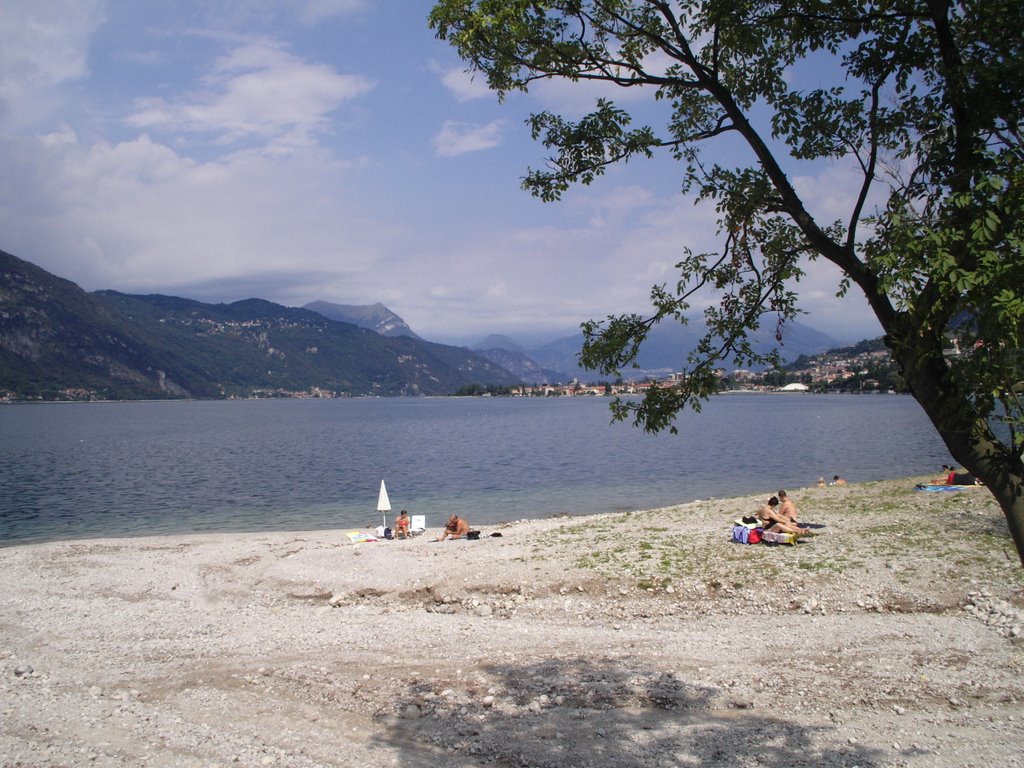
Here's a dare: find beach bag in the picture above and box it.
[466,530,481,540]
[748,528,762,545]
[384,527,393,540]
[731,525,750,544]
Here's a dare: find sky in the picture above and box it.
[0,0,884,347]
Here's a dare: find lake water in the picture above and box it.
[0,394,951,544]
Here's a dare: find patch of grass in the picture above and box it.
[570,535,717,581]
[796,558,847,573]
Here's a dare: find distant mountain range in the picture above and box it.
[297,292,838,386]
[0,250,519,400]
[0,247,843,400]
[468,320,838,385]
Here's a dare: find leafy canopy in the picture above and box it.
[431,1,1023,450]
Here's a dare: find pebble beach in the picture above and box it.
[2,477,1023,767]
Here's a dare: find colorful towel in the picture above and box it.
[347,531,379,543]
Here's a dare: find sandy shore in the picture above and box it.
[2,477,1023,767]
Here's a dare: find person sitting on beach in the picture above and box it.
[830,475,847,486]
[757,496,782,525]
[777,490,798,522]
[394,510,411,539]
[817,477,826,487]
[757,496,810,536]
[436,514,470,541]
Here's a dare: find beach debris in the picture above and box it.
[963,592,1024,638]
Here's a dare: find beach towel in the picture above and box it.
[761,531,796,545]
[347,532,379,544]
[914,484,976,492]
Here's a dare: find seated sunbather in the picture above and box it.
[436,514,470,541]
[777,490,798,522]
[394,510,411,539]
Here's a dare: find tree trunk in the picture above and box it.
[979,463,1024,568]
[938,420,1024,568]
[891,326,1024,567]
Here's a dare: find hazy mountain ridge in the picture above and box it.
[0,250,519,400]
[516,320,838,384]
[303,300,420,339]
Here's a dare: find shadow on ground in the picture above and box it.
[374,656,884,768]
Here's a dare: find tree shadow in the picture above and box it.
[374,656,885,767]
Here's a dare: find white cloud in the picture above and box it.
[125,39,375,148]
[568,184,655,229]
[0,128,390,299]
[433,120,504,156]
[0,0,105,129]
[440,67,492,103]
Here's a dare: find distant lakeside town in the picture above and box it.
[459,337,907,398]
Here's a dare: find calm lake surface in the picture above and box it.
[0,394,950,544]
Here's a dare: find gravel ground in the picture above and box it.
[2,477,1023,767]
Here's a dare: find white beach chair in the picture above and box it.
[410,515,426,536]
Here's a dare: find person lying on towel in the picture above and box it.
[933,466,979,486]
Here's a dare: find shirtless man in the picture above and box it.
[436,514,470,541]
[777,490,798,522]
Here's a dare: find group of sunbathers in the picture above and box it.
[756,490,814,537]
[390,511,475,541]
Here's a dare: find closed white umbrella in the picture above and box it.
[376,479,391,530]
